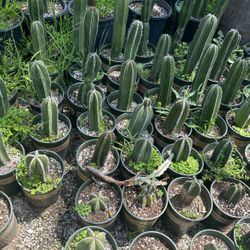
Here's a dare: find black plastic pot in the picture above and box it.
[129,231,177,250]
[164,177,213,235]
[0,191,17,249]
[174,76,193,90]
[233,216,250,249]
[242,78,250,86]
[0,141,25,195]
[64,226,118,250]
[30,113,72,159]
[243,42,250,57]
[135,43,156,64]
[75,180,123,228]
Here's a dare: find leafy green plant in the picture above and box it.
[75,203,92,217]
[171,156,199,175]
[180,209,202,219]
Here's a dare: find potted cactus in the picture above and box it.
[75,179,122,228]
[64,226,118,250]
[16,149,64,207]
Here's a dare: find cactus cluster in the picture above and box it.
[0,78,9,118]
[131,138,153,163]
[234,97,250,129]
[204,243,218,250]
[171,137,192,163]
[0,131,10,165]
[88,191,110,212]
[136,184,158,208]
[223,183,246,205]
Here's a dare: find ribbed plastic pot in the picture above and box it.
[233,216,250,248]
[135,43,156,64]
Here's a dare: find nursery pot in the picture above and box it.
[135,43,156,64]
[75,180,123,228]
[106,64,122,94]
[245,144,250,180]
[174,76,193,90]
[233,216,250,248]
[0,191,17,249]
[0,141,25,195]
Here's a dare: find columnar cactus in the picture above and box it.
[214,0,230,21]
[88,89,103,131]
[164,99,190,134]
[223,183,246,205]
[78,83,95,106]
[41,97,58,137]
[42,0,49,13]
[87,191,110,212]
[204,243,218,250]
[210,29,241,81]
[158,55,175,107]
[117,60,137,110]
[0,131,10,165]
[0,78,9,118]
[30,60,51,100]
[136,185,158,208]
[235,97,250,128]
[26,151,49,182]
[31,21,47,60]
[192,0,207,19]
[131,138,153,163]
[185,14,218,75]
[123,20,143,61]
[28,0,45,22]
[111,0,129,59]
[150,34,172,82]
[128,98,153,138]
[171,137,192,163]
[91,131,116,166]
[222,59,248,105]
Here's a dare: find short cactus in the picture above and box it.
[41,97,58,138]
[30,60,51,100]
[136,184,158,208]
[0,78,9,118]
[171,137,192,163]
[214,0,230,21]
[117,60,137,110]
[235,97,250,128]
[223,183,246,205]
[26,151,49,182]
[164,98,190,134]
[87,191,110,213]
[128,98,153,138]
[222,59,248,105]
[0,131,10,165]
[130,138,153,163]
[28,0,45,22]
[204,243,218,250]
[91,131,116,167]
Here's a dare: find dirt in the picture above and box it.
[192,235,230,249]
[246,148,250,164]
[0,197,9,231]
[101,48,123,61]
[108,70,120,83]
[69,87,87,108]
[129,2,167,17]
[110,98,138,112]
[131,236,170,250]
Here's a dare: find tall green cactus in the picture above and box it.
[28,0,45,22]
[0,131,10,165]
[0,78,9,118]
[164,99,190,134]
[91,131,116,166]
[158,55,175,107]
[78,83,95,106]
[214,0,230,21]
[210,29,241,81]
[31,21,47,60]
[131,138,153,163]
[136,185,158,208]
[41,97,58,137]
[88,89,103,131]
[171,137,192,162]
[117,60,137,110]
[150,34,172,82]
[235,97,250,128]
[123,20,143,61]
[192,0,207,19]
[223,183,246,205]
[185,14,218,75]
[42,0,49,13]
[88,191,110,212]
[204,243,218,250]
[30,60,51,100]
[128,98,153,138]
[111,0,129,59]
[222,59,248,105]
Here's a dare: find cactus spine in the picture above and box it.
[222,59,248,105]
[41,97,58,137]
[111,0,129,59]
[210,29,241,80]
[214,0,230,21]
[164,99,190,134]
[185,14,218,75]
[88,191,110,212]
[158,55,175,107]
[171,137,192,162]
[128,98,153,138]
[223,183,246,205]
[204,243,218,250]
[91,131,116,166]
[0,78,9,118]
[30,60,51,100]
[136,185,158,208]
[123,20,143,61]
[117,60,137,110]
[235,97,250,128]
[28,0,45,22]
[131,138,153,163]
[0,131,10,165]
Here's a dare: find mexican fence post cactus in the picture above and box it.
[117,60,137,110]
[0,131,10,165]
[214,0,230,21]
[28,0,45,22]
[136,185,158,208]
[192,0,207,19]
[0,78,9,118]
[235,97,250,128]
[88,191,110,212]
[131,138,153,163]
[223,183,246,205]
[78,83,95,106]
[204,243,218,250]
[171,137,192,162]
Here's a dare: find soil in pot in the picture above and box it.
[246,145,250,165]
[175,60,196,83]
[100,47,123,63]
[109,97,139,113]
[0,196,9,231]
[234,219,250,250]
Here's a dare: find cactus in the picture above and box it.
[199,84,222,132]
[131,138,153,163]
[30,21,47,60]
[192,0,207,19]
[0,131,10,165]
[150,34,172,82]
[28,0,45,22]
[222,59,248,105]
[191,43,218,104]
[158,55,175,107]
[117,60,137,110]
[210,29,241,81]
[223,183,246,205]
[0,78,9,118]
[136,185,158,208]
[41,97,58,137]
[171,137,192,163]
[235,97,250,128]
[214,0,230,21]
[204,243,218,250]
[26,151,49,182]
[184,14,218,75]
[42,0,49,13]
[91,131,116,166]
[84,7,99,55]
[164,98,190,134]
[88,89,103,131]
[76,228,106,250]
[128,98,153,138]
[78,83,95,106]
[30,60,51,100]
[87,191,110,212]
[111,0,129,59]
[123,20,143,61]
[211,139,233,167]
[180,177,202,205]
